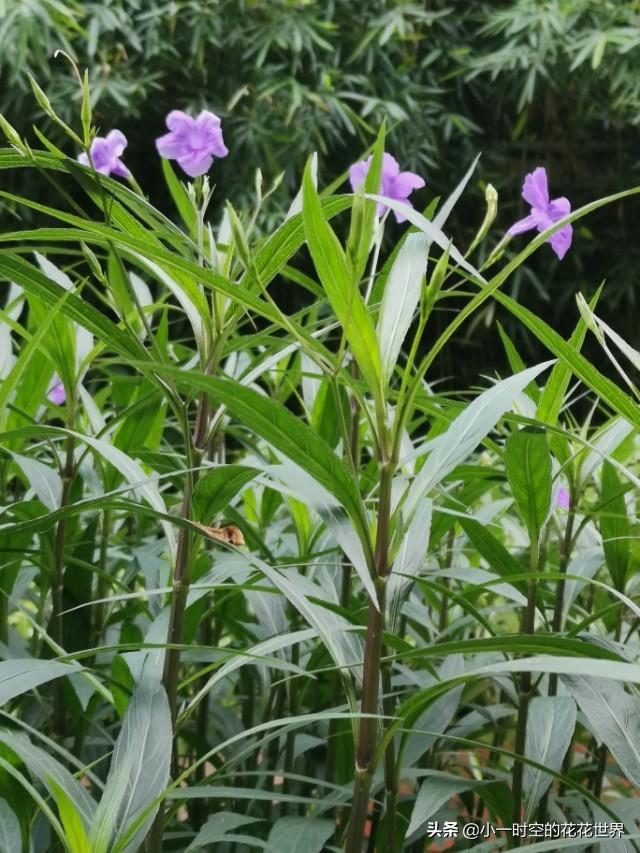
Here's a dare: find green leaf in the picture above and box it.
[0,799,21,853]
[188,812,262,850]
[302,160,382,399]
[407,772,475,839]
[0,254,148,363]
[0,731,96,829]
[523,697,576,818]
[0,659,78,705]
[563,676,640,788]
[458,517,524,581]
[535,286,601,427]
[48,777,92,853]
[9,452,62,512]
[91,681,171,853]
[403,362,554,518]
[504,427,552,543]
[346,122,385,284]
[192,465,259,524]
[377,232,428,383]
[492,289,640,431]
[266,817,335,853]
[161,158,196,232]
[149,366,371,560]
[600,460,631,591]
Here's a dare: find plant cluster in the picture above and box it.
[0,67,639,852]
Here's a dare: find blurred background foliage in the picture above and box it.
[1,0,639,385]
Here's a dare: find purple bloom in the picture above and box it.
[78,130,130,178]
[554,486,570,510]
[508,166,572,260]
[155,110,228,178]
[348,152,425,223]
[47,376,66,406]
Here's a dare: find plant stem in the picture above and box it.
[147,398,208,853]
[283,641,301,814]
[510,537,540,842]
[92,509,111,650]
[380,661,398,852]
[344,460,393,853]
[52,424,75,737]
[538,496,577,824]
[548,497,576,697]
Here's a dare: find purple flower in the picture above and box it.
[554,486,570,510]
[348,152,425,223]
[78,130,130,179]
[47,376,66,406]
[508,166,572,260]
[155,110,228,178]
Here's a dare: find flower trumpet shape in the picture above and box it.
[508,166,572,260]
[77,130,130,178]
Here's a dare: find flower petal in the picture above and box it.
[155,131,187,159]
[381,153,400,179]
[105,129,127,158]
[547,195,571,221]
[391,198,414,223]
[177,149,214,178]
[548,224,573,260]
[392,170,425,198]
[507,213,541,236]
[47,379,66,406]
[348,159,370,192]
[111,159,131,179]
[89,138,113,172]
[522,166,550,209]
[194,110,222,133]
[166,110,193,134]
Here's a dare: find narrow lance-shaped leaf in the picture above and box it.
[536,286,602,426]
[504,427,552,544]
[267,817,335,853]
[0,659,78,705]
[8,452,62,512]
[90,681,171,853]
[563,676,640,788]
[377,232,428,384]
[523,696,576,817]
[347,121,385,284]
[0,799,21,853]
[192,465,259,524]
[145,365,372,562]
[0,730,96,830]
[302,160,383,399]
[407,773,475,839]
[403,361,554,519]
[600,460,631,592]
[491,289,640,431]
